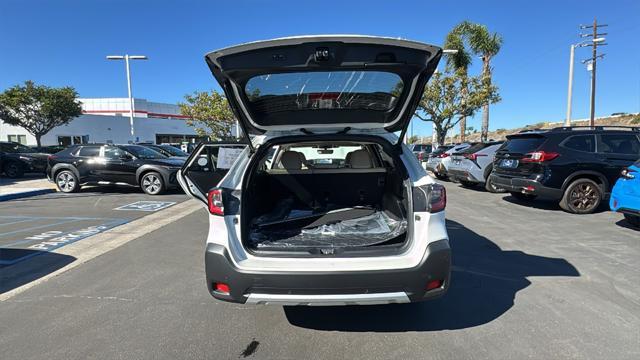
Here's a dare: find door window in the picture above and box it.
[599,134,640,155]
[182,144,247,200]
[77,146,100,157]
[102,147,126,159]
[561,135,596,153]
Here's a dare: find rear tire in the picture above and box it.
[510,192,537,201]
[624,214,640,228]
[459,180,477,188]
[559,178,602,214]
[4,162,24,178]
[435,173,448,181]
[485,177,506,193]
[140,172,165,195]
[55,170,79,193]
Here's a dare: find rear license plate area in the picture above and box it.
[499,159,518,168]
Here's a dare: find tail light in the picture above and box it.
[437,153,450,159]
[412,183,446,213]
[207,189,224,215]
[521,151,560,163]
[464,153,487,161]
[213,282,230,295]
[621,168,636,179]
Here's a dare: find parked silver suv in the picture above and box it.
[178,36,451,305]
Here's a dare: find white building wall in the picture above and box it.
[1,114,202,146]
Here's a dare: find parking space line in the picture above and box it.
[0,219,85,242]
[0,219,35,226]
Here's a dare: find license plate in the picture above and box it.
[499,159,518,168]
[454,159,461,165]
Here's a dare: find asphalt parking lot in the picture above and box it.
[0,186,186,269]
[1,181,639,359]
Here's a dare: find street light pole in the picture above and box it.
[565,44,575,127]
[106,54,147,141]
[565,34,605,127]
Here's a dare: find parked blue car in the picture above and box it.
[610,161,640,228]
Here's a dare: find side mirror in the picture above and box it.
[120,154,133,161]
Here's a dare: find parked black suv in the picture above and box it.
[489,126,640,214]
[47,144,185,195]
[0,141,49,178]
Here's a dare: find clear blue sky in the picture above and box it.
[1,0,639,137]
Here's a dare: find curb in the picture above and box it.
[0,188,56,202]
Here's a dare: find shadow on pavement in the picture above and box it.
[502,194,609,214]
[614,219,640,231]
[0,249,76,294]
[283,219,579,332]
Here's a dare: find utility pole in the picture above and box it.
[579,19,607,127]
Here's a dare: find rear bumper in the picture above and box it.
[204,239,451,305]
[448,168,481,183]
[489,173,563,198]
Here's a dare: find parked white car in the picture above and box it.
[425,143,472,180]
[177,35,451,306]
[447,141,505,192]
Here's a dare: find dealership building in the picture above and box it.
[0,97,208,146]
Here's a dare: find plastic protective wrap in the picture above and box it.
[249,210,407,249]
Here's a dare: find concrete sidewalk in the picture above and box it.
[0,176,56,201]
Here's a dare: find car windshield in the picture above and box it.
[159,145,188,157]
[123,145,165,159]
[3,143,36,153]
[501,136,546,153]
[244,71,403,114]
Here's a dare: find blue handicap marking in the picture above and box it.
[114,201,176,212]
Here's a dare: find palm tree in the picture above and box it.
[464,22,503,142]
[443,24,473,141]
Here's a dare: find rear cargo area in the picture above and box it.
[242,141,410,253]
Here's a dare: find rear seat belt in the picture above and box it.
[275,174,318,209]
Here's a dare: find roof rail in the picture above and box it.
[551,126,640,132]
[518,128,544,133]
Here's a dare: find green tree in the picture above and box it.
[179,90,236,140]
[415,71,500,146]
[407,135,420,144]
[0,81,82,147]
[460,21,504,142]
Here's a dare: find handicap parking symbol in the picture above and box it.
[114,201,176,212]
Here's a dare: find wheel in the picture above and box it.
[140,172,165,195]
[4,162,24,178]
[55,170,79,193]
[485,177,506,193]
[624,214,640,228]
[559,178,602,214]
[459,180,477,188]
[510,192,537,201]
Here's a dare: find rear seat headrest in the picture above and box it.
[346,149,373,169]
[280,151,304,170]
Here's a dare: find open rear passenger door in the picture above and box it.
[178,142,248,203]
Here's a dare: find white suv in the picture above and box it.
[447,141,505,192]
[178,36,451,306]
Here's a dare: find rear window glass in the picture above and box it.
[501,136,546,153]
[244,71,403,113]
[431,146,452,155]
[458,142,500,154]
[562,135,595,152]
